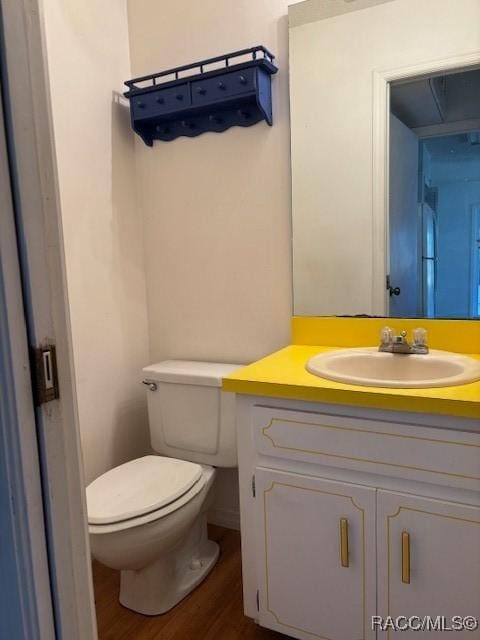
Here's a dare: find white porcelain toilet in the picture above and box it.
[86,360,240,615]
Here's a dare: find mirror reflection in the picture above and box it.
[289,2,480,320]
[389,69,480,319]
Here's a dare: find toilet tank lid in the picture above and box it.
[142,360,242,387]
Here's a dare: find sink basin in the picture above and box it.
[306,347,480,388]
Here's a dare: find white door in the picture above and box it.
[255,467,376,640]
[388,114,420,317]
[377,490,480,638]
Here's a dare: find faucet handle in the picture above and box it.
[380,326,394,345]
[413,327,428,347]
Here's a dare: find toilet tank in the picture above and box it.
[142,360,241,468]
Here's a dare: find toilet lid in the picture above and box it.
[86,456,203,525]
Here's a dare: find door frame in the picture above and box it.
[372,50,480,315]
[420,202,437,318]
[0,1,97,638]
[0,58,56,640]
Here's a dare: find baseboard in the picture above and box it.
[208,507,240,531]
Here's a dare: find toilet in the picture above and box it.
[86,360,240,616]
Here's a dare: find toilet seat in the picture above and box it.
[87,456,210,534]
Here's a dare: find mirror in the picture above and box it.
[289,0,480,319]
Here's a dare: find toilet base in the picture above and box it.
[118,514,219,615]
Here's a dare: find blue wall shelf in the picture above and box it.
[124,46,277,146]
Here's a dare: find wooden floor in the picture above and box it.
[93,525,291,640]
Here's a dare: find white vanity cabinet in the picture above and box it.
[236,396,480,640]
[255,468,376,640]
[377,491,480,639]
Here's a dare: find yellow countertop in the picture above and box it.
[222,345,480,419]
[222,319,480,419]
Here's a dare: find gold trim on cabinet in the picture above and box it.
[262,481,366,640]
[386,506,480,640]
[260,417,480,481]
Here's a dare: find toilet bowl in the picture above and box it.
[86,360,240,615]
[88,457,217,615]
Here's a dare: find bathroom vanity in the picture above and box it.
[223,318,480,640]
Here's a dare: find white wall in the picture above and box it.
[125,0,295,527]
[290,0,480,316]
[42,0,295,518]
[42,0,150,484]
[126,0,293,366]
[208,468,241,531]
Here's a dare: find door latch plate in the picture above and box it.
[30,345,59,405]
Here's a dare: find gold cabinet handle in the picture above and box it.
[402,531,410,584]
[340,518,349,568]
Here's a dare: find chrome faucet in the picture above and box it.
[379,327,429,355]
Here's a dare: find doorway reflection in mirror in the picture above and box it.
[389,68,480,319]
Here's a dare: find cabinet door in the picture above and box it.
[378,490,480,638]
[255,467,376,640]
